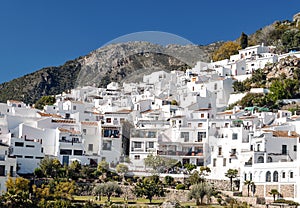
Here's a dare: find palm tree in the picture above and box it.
[269,189,279,202]
[225,169,238,191]
[244,180,251,197]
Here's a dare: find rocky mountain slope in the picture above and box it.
[0,41,221,104]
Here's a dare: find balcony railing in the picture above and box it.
[59,140,82,143]
[157,151,203,156]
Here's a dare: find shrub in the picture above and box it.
[275,199,299,206]
[176,184,186,190]
[256,197,266,205]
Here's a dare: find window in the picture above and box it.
[257,156,264,163]
[103,129,119,138]
[73,106,76,110]
[218,147,222,156]
[196,158,204,166]
[282,172,286,178]
[273,171,278,182]
[214,83,217,90]
[36,157,44,159]
[290,172,294,178]
[83,129,87,135]
[200,113,204,118]
[102,140,112,151]
[134,155,140,160]
[188,123,191,127]
[148,142,154,148]
[26,145,35,148]
[197,132,206,142]
[0,165,5,176]
[25,156,33,159]
[61,136,66,141]
[120,118,125,123]
[282,145,287,155]
[232,133,238,140]
[88,144,93,151]
[10,166,14,177]
[266,171,271,182]
[181,132,189,142]
[134,142,142,148]
[267,157,273,163]
[213,158,216,167]
[60,149,72,155]
[106,118,111,123]
[198,123,203,127]
[294,145,297,151]
[74,150,83,155]
[15,142,24,147]
[223,158,226,166]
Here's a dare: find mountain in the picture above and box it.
[0,41,221,104]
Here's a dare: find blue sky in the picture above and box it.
[0,0,299,83]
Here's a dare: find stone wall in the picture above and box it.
[280,184,294,198]
[207,179,232,191]
[242,184,295,199]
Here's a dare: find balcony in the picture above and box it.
[157,150,203,156]
[59,139,82,143]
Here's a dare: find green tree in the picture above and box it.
[97,160,109,173]
[188,182,213,205]
[239,32,248,49]
[39,156,62,178]
[0,177,33,208]
[212,41,241,61]
[164,175,175,187]
[34,167,44,178]
[187,170,201,185]
[53,180,76,200]
[6,177,30,192]
[144,154,177,173]
[269,189,280,202]
[116,163,129,181]
[35,95,56,110]
[68,160,82,180]
[199,166,211,181]
[134,175,165,203]
[184,163,197,174]
[225,169,239,191]
[93,182,122,202]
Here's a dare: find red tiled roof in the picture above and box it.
[58,128,81,134]
[38,112,62,118]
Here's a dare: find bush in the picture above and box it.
[233,191,242,197]
[256,197,266,205]
[275,199,299,206]
[175,184,186,190]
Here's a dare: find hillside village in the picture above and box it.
[1,42,300,204]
